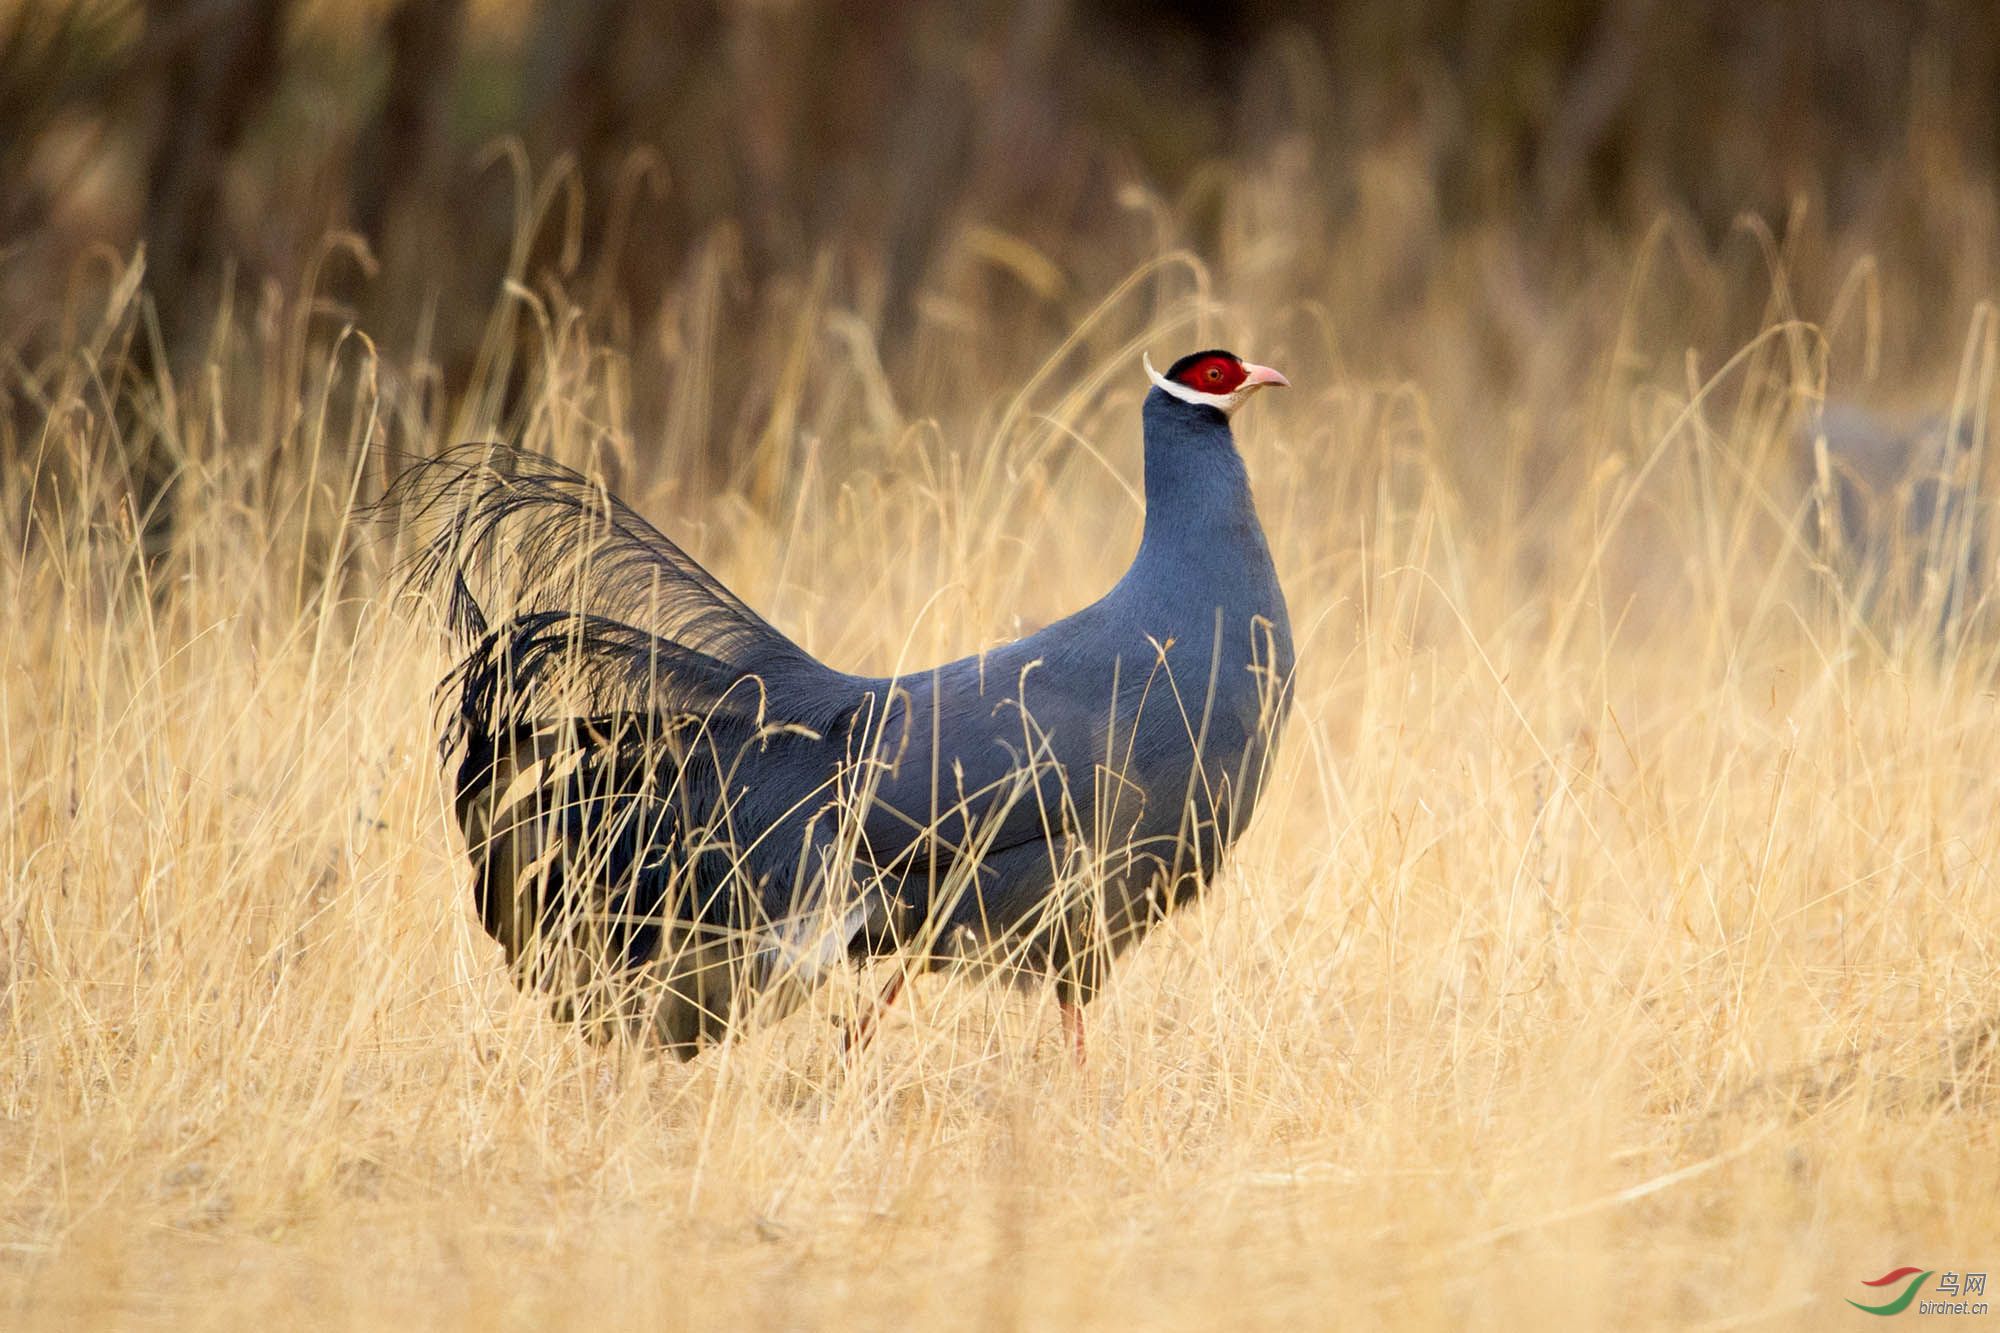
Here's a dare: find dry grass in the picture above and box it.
[3,208,1999,1330]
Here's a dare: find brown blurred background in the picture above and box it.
[3,0,1997,506]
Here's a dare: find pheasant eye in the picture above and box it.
[1166,350,1251,394]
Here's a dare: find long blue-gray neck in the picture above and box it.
[1117,385,1292,730]
[1132,388,1262,572]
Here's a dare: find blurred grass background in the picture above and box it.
[6,0,1999,480]
[3,2,2000,1329]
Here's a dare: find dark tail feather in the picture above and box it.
[379,443,845,698]
[444,566,489,645]
[441,608,867,1055]
[379,444,874,1053]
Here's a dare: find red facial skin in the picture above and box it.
[1173,355,1248,394]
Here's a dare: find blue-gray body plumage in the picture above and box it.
[392,365,1292,1055]
[844,389,1293,984]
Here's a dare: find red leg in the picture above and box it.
[843,968,908,1056]
[1059,999,1087,1068]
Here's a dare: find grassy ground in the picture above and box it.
[3,231,1998,1329]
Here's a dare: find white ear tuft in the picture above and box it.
[1143,352,1173,395]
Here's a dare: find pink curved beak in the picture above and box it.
[1241,362,1290,389]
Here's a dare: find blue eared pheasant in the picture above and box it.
[393,350,1294,1060]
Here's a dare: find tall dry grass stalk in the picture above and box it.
[3,194,1998,1329]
